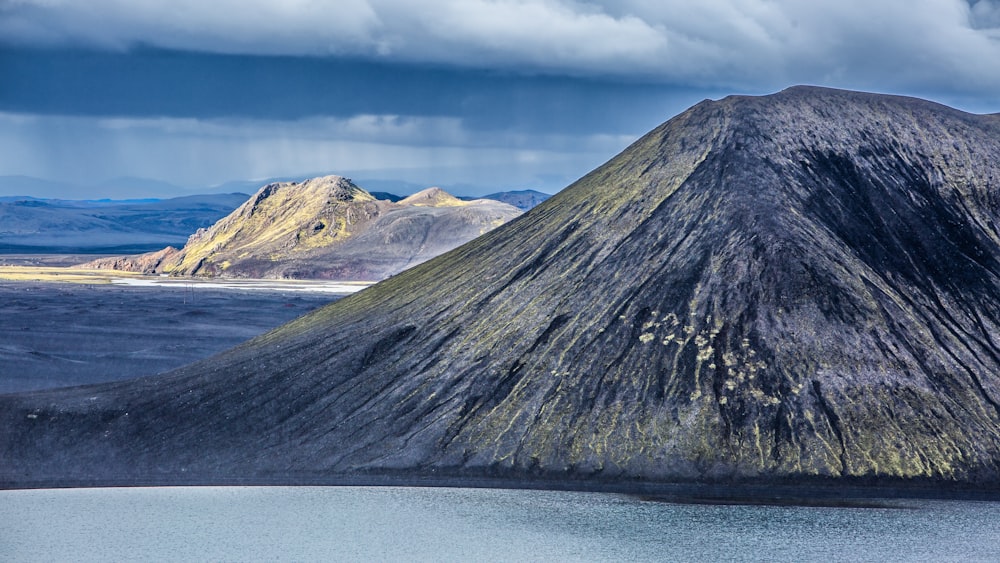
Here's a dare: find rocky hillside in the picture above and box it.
[5,87,1000,495]
[82,177,522,281]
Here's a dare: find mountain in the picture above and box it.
[463,189,551,210]
[82,177,522,281]
[369,192,404,202]
[353,178,428,197]
[4,87,1000,495]
[0,193,248,253]
[399,186,466,207]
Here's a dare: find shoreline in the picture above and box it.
[0,265,373,293]
[109,275,372,294]
[4,471,999,505]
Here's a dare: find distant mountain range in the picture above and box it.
[460,189,550,211]
[0,193,248,253]
[82,176,522,280]
[0,173,546,254]
[212,177,551,210]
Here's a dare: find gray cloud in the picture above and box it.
[3,1,999,195]
[3,0,999,93]
[969,0,1000,28]
[0,111,635,193]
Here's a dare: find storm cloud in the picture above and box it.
[1,1,998,196]
[0,110,635,192]
[3,0,999,92]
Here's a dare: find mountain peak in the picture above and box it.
[253,175,375,206]
[78,175,522,280]
[399,187,466,207]
[5,88,1000,493]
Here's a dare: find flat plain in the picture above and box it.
[0,278,341,393]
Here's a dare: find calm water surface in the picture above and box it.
[2,486,999,562]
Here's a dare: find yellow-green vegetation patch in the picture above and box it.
[0,266,145,284]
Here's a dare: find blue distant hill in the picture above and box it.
[0,192,248,253]
[459,189,550,210]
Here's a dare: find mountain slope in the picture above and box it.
[83,178,522,280]
[465,189,551,210]
[399,187,466,207]
[4,87,1000,492]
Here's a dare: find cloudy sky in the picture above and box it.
[2,0,999,197]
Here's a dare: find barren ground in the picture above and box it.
[0,280,341,393]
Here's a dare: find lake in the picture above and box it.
[2,486,999,562]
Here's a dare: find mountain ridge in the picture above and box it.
[460,189,551,211]
[81,176,522,280]
[4,86,1000,493]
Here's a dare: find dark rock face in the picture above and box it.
[4,86,1000,491]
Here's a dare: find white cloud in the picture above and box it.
[406,0,667,69]
[3,0,998,92]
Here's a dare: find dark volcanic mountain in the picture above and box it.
[4,86,1000,493]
